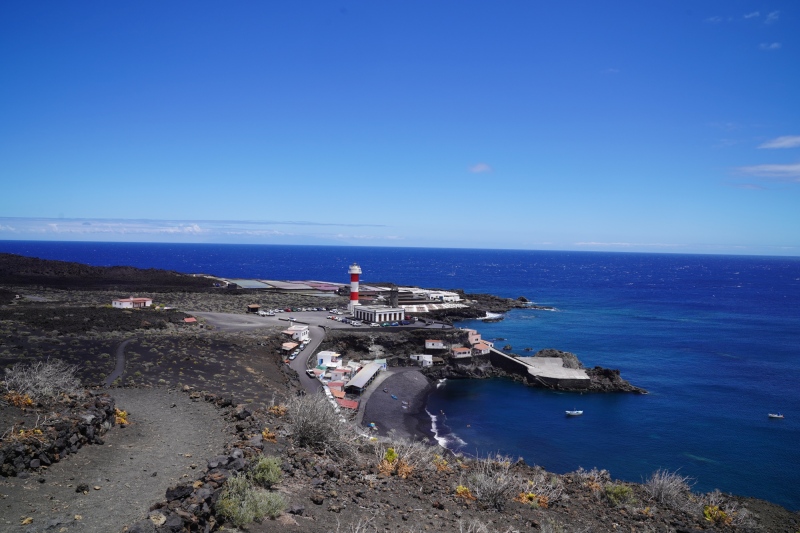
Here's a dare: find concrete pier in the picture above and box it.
[489,347,591,389]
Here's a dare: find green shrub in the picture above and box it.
[704,504,731,525]
[260,491,286,519]
[384,447,398,464]
[603,483,635,506]
[215,472,286,527]
[251,455,282,488]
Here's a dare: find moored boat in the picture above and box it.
[768,413,784,419]
[566,410,583,416]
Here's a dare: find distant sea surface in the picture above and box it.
[2,241,799,509]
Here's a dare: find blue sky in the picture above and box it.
[1,1,798,255]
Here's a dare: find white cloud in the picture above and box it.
[765,10,779,24]
[469,163,493,173]
[759,42,781,51]
[0,218,397,243]
[738,162,800,181]
[758,136,800,149]
[705,16,723,23]
[744,11,760,19]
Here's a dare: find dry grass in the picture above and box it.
[2,358,82,404]
[464,454,516,510]
[644,468,694,508]
[372,433,438,478]
[514,468,564,508]
[286,392,359,458]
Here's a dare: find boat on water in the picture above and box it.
[768,413,784,419]
[565,410,583,416]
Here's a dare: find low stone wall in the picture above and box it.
[0,392,116,477]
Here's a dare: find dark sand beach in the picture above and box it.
[360,369,436,442]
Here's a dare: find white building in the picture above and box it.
[352,305,405,324]
[427,290,461,302]
[112,296,153,309]
[425,339,446,350]
[410,354,433,367]
[282,325,309,342]
[317,350,342,368]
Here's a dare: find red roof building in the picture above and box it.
[336,398,359,410]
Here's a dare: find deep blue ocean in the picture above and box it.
[2,241,799,509]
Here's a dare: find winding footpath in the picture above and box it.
[103,338,133,387]
[0,388,230,533]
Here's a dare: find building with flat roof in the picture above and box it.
[410,354,433,367]
[282,324,309,342]
[317,351,341,369]
[352,305,405,324]
[345,362,382,394]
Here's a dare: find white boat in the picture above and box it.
[768,413,784,419]
[565,410,583,416]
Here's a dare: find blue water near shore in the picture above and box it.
[2,241,799,509]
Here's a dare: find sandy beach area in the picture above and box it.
[359,369,436,442]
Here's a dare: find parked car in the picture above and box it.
[306,369,315,377]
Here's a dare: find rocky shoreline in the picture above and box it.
[2,253,798,531]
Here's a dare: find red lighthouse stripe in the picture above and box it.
[350,274,359,282]
[350,293,358,300]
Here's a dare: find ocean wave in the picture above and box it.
[437,378,447,388]
[426,409,466,449]
[477,312,503,320]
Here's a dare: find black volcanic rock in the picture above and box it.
[0,253,214,292]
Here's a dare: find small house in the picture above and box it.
[472,342,491,356]
[425,339,446,350]
[282,324,309,342]
[113,296,153,309]
[451,346,472,358]
[462,328,482,345]
[410,354,433,367]
[317,351,341,369]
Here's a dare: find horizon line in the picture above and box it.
[1,238,798,259]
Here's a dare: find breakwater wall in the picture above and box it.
[488,348,591,390]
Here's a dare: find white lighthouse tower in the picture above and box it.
[348,263,362,313]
